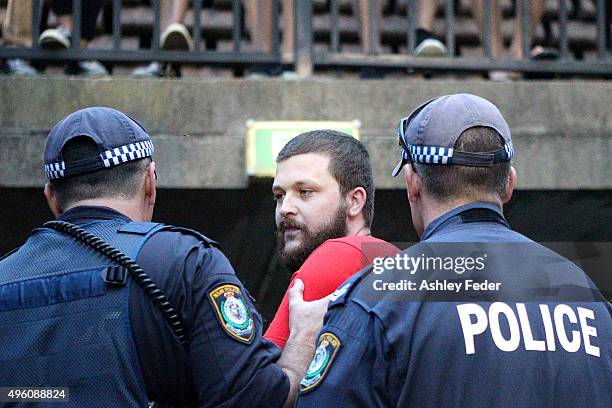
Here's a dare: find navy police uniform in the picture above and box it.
[296,203,612,407]
[0,206,287,407]
[0,108,288,407]
[298,94,612,408]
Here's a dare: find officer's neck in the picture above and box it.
[419,194,502,234]
[61,197,152,222]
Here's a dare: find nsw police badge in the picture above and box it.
[300,332,341,393]
[209,284,254,344]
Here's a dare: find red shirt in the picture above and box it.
[264,235,399,348]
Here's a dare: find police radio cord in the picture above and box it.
[44,220,188,347]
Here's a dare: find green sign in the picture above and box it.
[246,120,361,177]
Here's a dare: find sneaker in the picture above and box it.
[524,46,559,80]
[280,70,300,80]
[131,61,182,78]
[530,45,559,61]
[0,58,38,76]
[488,70,521,81]
[414,28,447,57]
[39,26,71,49]
[160,23,194,51]
[131,61,164,77]
[64,60,109,77]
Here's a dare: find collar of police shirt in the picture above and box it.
[420,201,508,241]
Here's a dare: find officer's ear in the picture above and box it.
[502,166,517,204]
[144,161,157,208]
[44,183,63,217]
[404,164,421,204]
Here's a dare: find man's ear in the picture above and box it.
[405,165,421,203]
[346,187,367,219]
[44,183,62,217]
[145,161,157,208]
[503,166,517,204]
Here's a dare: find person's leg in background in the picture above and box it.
[39,0,105,48]
[160,0,192,50]
[38,0,108,76]
[281,0,294,59]
[3,0,33,47]
[277,0,298,78]
[1,0,38,75]
[351,0,385,78]
[508,0,557,79]
[244,0,274,52]
[507,0,547,59]
[414,0,447,57]
[132,0,192,77]
[473,0,551,80]
[355,0,384,54]
[243,0,285,76]
[472,0,504,58]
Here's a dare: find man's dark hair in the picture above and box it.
[413,126,511,201]
[50,136,151,208]
[276,130,375,227]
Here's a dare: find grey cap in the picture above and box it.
[44,107,154,180]
[391,93,514,177]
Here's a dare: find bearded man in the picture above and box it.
[264,130,398,348]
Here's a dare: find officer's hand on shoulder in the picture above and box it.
[287,279,330,343]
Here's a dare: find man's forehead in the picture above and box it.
[273,152,335,187]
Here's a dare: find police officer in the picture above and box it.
[0,107,326,407]
[296,94,612,407]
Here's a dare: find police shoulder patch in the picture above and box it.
[329,282,351,303]
[300,332,341,393]
[209,284,254,344]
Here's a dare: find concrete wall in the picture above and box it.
[1,78,610,189]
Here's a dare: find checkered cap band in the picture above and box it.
[44,162,66,180]
[44,140,154,180]
[504,141,515,159]
[101,140,154,168]
[407,144,454,164]
[403,140,514,166]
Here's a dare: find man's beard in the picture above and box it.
[277,203,349,273]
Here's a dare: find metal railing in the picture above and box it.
[1,0,283,69]
[308,0,612,76]
[0,0,610,77]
